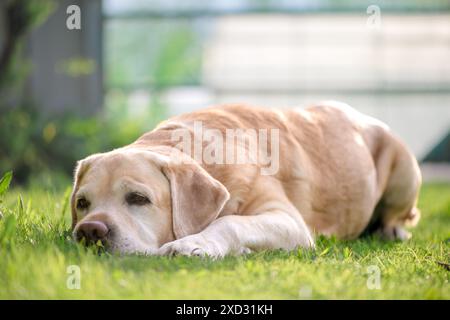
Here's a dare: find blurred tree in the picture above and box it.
[0,0,55,92]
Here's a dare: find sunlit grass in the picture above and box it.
[0,184,449,299]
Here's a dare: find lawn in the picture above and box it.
[0,182,448,299]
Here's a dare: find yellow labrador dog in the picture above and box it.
[71,101,421,257]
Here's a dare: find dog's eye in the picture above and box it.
[76,198,90,210]
[126,192,151,206]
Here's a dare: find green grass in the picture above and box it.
[0,184,449,299]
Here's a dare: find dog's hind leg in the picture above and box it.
[373,136,422,241]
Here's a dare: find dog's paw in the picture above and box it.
[377,225,411,241]
[158,234,226,258]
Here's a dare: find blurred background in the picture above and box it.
[1,0,449,189]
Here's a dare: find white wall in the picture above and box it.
[196,14,450,160]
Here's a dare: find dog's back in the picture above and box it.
[143,102,421,240]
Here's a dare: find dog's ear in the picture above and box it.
[70,155,98,230]
[163,160,230,239]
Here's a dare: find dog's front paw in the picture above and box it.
[158,234,226,258]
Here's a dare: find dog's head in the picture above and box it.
[71,147,229,254]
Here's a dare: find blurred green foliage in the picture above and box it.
[56,57,96,77]
[1,2,208,187]
[104,19,203,88]
[0,100,166,188]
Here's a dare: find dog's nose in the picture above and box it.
[76,221,109,244]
